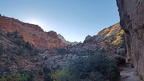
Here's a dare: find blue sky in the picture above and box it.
[0,0,119,42]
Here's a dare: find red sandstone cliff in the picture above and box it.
[0,16,65,50]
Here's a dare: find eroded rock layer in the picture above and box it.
[0,16,65,50]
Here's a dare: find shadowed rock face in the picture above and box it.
[117,0,144,79]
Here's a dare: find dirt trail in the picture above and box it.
[119,64,143,81]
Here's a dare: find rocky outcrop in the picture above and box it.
[0,16,65,50]
[84,35,92,42]
[65,23,126,56]
[97,23,121,37]
[83,23,126,55]
[58,34,78,45]
[117,0,144,79]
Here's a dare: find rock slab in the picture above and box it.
[117,0,144,79]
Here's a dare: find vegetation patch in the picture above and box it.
[0,43,3,55]
[52,54,120,81]
[0,73,30,81]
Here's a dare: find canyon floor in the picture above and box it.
[119,64,143,81]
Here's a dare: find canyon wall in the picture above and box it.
[117,0,144,79]
[0,16,65,50]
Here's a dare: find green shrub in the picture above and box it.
[1,73,30,81]
[52,54,120,81]
[13,39,23,46]
[24,42,33,51]
[44,74,53,81]
[0,44,3,55]
[43,66,51,74]
[7,32,12,37]
[57,48,68,55]
[51,69,70,81]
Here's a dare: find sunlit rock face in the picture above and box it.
[0,16,65,50]
[82,23,126,55]
[117,0,144,79]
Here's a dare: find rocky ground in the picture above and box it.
[119,64,143,81]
